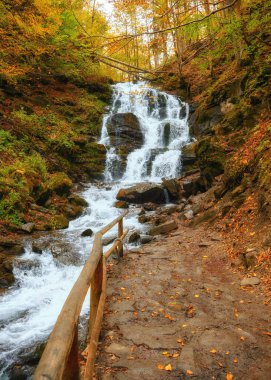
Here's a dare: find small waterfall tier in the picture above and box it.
[100,82,190,182]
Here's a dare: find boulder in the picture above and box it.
[32,243,45,254]
[21,223,35,234]
[107,113,143,151]
[117,183,166,204]
[128,231,140,243]
[68,195,88,207]
[162,178,180,199]
[114,201,129,209]
[0,239,25,256]
[143,202,158,211]
[140,235,154,244]
[149,220,178,236]
[81,229,93,237]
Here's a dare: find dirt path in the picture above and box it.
[95,223,271,379]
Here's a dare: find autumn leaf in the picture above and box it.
[210,348,217,354]
[165,364,173,371]
[186,369,193,375]
[226,373,233,380]
[157,364,164,370]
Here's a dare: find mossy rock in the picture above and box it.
[46,172,73,196]
[46,215,69,230]
[68,195,88,207]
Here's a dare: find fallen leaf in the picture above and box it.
[127,356,135,360]
[233,358,238,363]
[194,294,200,298]
[240,336,245,341]
[164,313,175,321]
[226,373,233,380]
[172,353,179,358]
[186,369,193,375]
[157,364,164,370]
[165,364,173,371]
[162,351,168,356]
[210,348,217,354]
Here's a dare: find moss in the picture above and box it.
[46,172,72,196]
[46,215,69,230]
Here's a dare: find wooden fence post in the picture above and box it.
[63,325,79,380]
[118,219,124,258]
[89,235,103,341]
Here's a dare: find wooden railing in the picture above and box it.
[33,210,129,380]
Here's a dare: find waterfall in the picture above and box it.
[0,82,189,377]
[101,82,190,183]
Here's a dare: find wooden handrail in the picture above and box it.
[33,210,129,380]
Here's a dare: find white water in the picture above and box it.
[0,82,189,377]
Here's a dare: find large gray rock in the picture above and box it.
[162,178,180,199]
[106,112,144,178]
[149,220,177,236]
[117,183,166,204]
[107,113,143,150]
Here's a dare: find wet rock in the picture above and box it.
[68,195,88,207]
[241,277,261,286]
[138,215,148,224]
[61,204,83,219]
[149,220,177,236]
[114,200,129,209]
[140,235,153,244]
[21,223,35,234]
[81,228,93,237]
[0,239,25,256]
[117,183,166,204]
[153,215,167,226]
[50,242,81,265]
[143,202,158,211]
[128,231,140,243]
[32,243,44,254]
[14,259,40,271]
[107,113,143,176]
[0,273,15,287]
[138,208,145,216]
[162,178,179,199]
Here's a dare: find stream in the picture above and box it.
[0,82,190,378]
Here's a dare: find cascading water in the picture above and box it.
[101,82,190,183]
[0,82,189,378]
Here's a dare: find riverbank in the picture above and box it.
[94,217,271,379]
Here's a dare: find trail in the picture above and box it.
[96,222,271,379]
